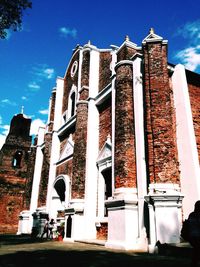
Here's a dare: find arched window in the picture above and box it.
[12,151,23,168]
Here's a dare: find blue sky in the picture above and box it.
[0,0,200,148]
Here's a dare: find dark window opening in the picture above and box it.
[102,168,112,199]
[12,151,23,168]
[70,92,76,117]
[101,168,112,217]
[54,179,66,202]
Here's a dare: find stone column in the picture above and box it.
[65,48,90,241]
[106,60,141,250]
[142,29,182,250]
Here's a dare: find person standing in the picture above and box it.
[48,219,55,239]
[187,200,200,267]
[41,219,49,239]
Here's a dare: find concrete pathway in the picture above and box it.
[0,235,192,267]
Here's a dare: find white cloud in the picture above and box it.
[0,115,2,124]
[175,20,200,72]
[32,65,55,80]
[177,20,200,43]
[176,46,200,71]
[1,125,9,135]
[43,68,55,79]
[39,109,49,115]
[0,99,17,106]
[59,27,77,38]
[30,118,45,136]
[21,96,28,101]
[28,82,41,91]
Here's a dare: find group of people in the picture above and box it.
[41,218,55,239]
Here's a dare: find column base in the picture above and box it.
[105,189,148,252]
[145,183,184,246]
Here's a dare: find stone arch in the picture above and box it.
[53,175,71,207]
[49,175,71,219]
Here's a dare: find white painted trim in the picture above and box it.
[115,60,133,71]
[29,126,45,213]
[58,115,76,138]
[95,83,111,106]
[77,49,82,94]
[172,64,200,218]
[84,49,100,239]
[53,78,64,131]
[46,78,64,216]
[53,175,71,208]
[132,56,148,240]
[117,39,138,55]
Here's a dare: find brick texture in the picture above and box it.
[114,63,137,188]
[99,52,112,92]
[71,101,88,199]
[0,114,34,233]
[143,42,180,184]
[98,97,112,149]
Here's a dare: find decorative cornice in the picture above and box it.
[142,28,168,45]
[115,60,133,71]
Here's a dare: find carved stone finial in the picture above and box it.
[21,106,24,114]
[150,28,155,34]
[88,40,91,45]
[125,35,130,41]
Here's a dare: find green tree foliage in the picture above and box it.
[0,0,32,39]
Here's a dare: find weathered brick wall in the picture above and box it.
[99,52,112,92]
[56,159,73,177]
[186,71,200,163]
[69,49,90,199]
[98,97,112,149]
[0,114,34,233]
[117,45,137,61]
[37,133,52,207]
[23,146,36,209]
[48,90,56,132]
[143,42,180,184]
[71,101,88,198]
[81,50,90,88]
[114,63,137,188]
[62,51,79,114]
[0,187,23,233]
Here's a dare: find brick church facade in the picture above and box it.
[1,29,200,251]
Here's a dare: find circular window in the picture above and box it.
[71,61,78,77]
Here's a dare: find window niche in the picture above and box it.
[12,151,23,168]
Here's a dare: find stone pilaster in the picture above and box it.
[143,29,180,184]
[114,60,136,189]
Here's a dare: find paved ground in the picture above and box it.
[0,235,193,267]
